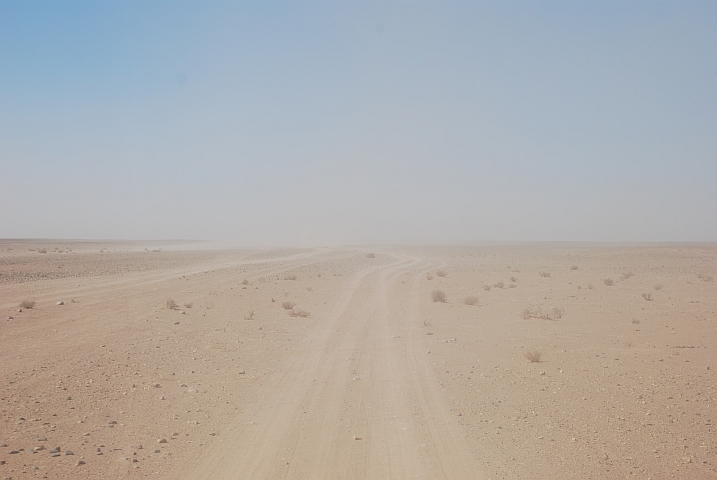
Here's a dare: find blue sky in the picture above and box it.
[1,1,715,244]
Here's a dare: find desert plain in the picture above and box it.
[1,240,716,479]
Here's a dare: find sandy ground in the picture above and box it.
[1,241,716,479]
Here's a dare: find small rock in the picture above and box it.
[18,308,23,312]
[51,452,61,457]
[160,395,165,400]
[8,450,19,454]
[0,443,6,447]
[83,432,90,436]
[426,332,433,335]
[682,456,693,464]
[209,432,216,436]
[108,420,117,425]
[66,396,72,400]
[153,449,161,453]
[76,460,86,466]
[157,438,168,444]
[49,447,60,454]
[457,413,462,416]
[56,301,65,306]
[65,450,74,455]
[238,370,245,375]
[188,387,198,393]
[153,383,161,388]
[354,436,362,440]
[7,316,13,320]
[38,436,47,442]
[173,321,180,325]
[132,458,138,463]
[137,445,143,449]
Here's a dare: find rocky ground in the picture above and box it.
[1,241,715,479]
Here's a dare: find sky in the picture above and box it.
[1,1,716,245]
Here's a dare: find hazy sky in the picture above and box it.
[1,1,716,245]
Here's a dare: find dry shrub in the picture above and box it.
[431,290,447,303]
[570,265,579,271]
[284,274,298,281]
[620,272,634,281]
[166,299,178,310]
[509,276,518,283]
[19,300,36,309]
[258,276,272,283]
[463,295,479,306]
[549,307,564,319]
[436,269,447,278]
[183,302,193,309]
[641,293,653,301]
[242,279,249,285]
[38,248,47,254]
[522,307,542,319]
[524,350,542,363]
[482,284,492,291]
[603,278,614,286]
[631,318,641,324]
[523,306,563,320]
[281,301,296,310]
[653,284,663,290]
[366,252,376,258]
[539,271,551,278]
[494,281,504,289]
[426,274,433,280]
[289,309,310,318]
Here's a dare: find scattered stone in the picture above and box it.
[132,458,138,463]
[682,456,693,464]
[137,445,143,449]
[0,443,6,447]
[188,387,198,393]
[8,450,19,454]
[76,460,85,466]
[37,437,47,442]
[457,412,462,416]
[173,321,180,325]
[160,395,165,400]
[153,449,161,453]
[83,432,90,436]
[426,332,433,335]
[7,316,13,320]
[51,452,61,457]
[65,450,74,455]
[49,447,60,454]
[66,396,72,400]
[209,432,216,436]
[238,370,245,375]
[157,438,168,444]
[153,383,161,388]
[108,420,117,425]
[354,436,362,440]
[56,301,65,305]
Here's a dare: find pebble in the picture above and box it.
[76,460,85,466]
[157,438,168,444]
[682,456,693,463]
[66,395,72,400]
[354,436,362,440]
[56,301,65,305]
[65,450,74,455]
[153,449,161,453]
[238,370,246,375]
[49,447,60,454]
[0,443,6,447]
[137,445,143,449]
[8,450,19,454]
[108,420,117,425]
[209,432,216,436]
[7,316,13,320]
[426,332,433,335]
[51,452,61,457]
[188,387,198,393]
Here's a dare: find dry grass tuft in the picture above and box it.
[289,309,310,318]
[166,299,178,310]
[281,301,296,310]
[19,300,36,309]
[463,295,479,306]
[620,272,634,281]
[482,284,492,291]
[641,293,653,301]
[603,278,614,286]
[539,271,551,278]
[549,307,564,319]
[509,276,518,283]
[494,281,504,289]
[183,302,193,309]
[431,290,447,303]
[524,350,542,363]
[523,306,563,320]
[284,274,298,281]
[366,252,376,258]
[436,269,447,278]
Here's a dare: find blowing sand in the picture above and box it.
[1,241,716,479]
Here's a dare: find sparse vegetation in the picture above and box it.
[509,276,517,283]
[539,271,551,278]
[522,307,542,319]
[436,269,447,278]
[522,306,563,320]
[183,302,193,309]
[549,307,564,319]
[38,248,47,254]
[284,274,298,281]
[463,295,479,306]
[570,265,579,270]
[19,300,36,309]
[641,293,653,301]
[366,252,376,258]
[603,278,614,286]
[524,350,542,363]
[166,299,178,310]
[289,309,310,318]
[482,284,492,291]
[281,301,296,310]
[620,272,634,280]
[431,290,447,303]
[494,281,504,289]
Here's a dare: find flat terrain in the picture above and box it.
[1,241,716,479]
